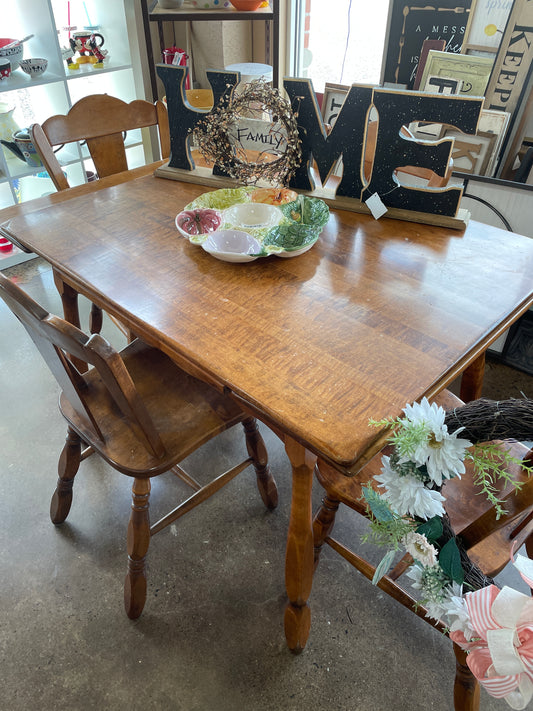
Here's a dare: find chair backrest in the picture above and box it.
[0,272,165,458]
[30,94,170,191]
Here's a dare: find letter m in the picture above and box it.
[283,79,373,197]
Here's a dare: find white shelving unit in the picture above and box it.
[142,1,279,100]
[0,0,153,268]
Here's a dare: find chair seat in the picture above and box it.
[444,439,532,576]
[60,338,245,477]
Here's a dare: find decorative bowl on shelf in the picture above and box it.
[19,58,48,78]
[0,38,23,71]
[190,0,232,7]
[175,187,330,262]
[230,0,264,9]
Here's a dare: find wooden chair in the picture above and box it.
[30,94,170,335]
[0,272,278,620]
[313,389,533,710]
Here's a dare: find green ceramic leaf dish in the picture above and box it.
[181,188,330,258]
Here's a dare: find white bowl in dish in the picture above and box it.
[224,202,281,229]
[201,230,262,262]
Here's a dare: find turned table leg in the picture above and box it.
[284,437,317,653]
[460,352,485,402]
[53,271,87,374]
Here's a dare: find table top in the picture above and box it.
[3,167,533,473]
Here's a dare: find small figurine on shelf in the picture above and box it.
[86,34,107,65]
[61,45,78,70]
[162,46,189,89]
[65,31,108,70]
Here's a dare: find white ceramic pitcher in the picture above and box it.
[0,102,20,143]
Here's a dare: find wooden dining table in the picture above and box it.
[2,163,533,652]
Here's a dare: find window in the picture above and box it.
[292,0,390,93]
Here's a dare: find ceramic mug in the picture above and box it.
[71,31,105,55]
[0,59,10,81]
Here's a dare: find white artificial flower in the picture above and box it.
[400,397,472,486]
[405,564,447,620]
[375,455,446,520]
[402,397,444,430]
[441,585,476,641]
[405,564,424,590]
[424,598,450,623]
[403,531,438,567]
[406,564,449,622]
[407,573,470,628]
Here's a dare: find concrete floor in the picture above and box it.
[1,258,532,711]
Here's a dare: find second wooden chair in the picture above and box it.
[0,272,278,620]
[30,94,170,335]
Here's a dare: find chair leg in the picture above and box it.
[124,477,151,619]
[312,493,340,567]
[50,426,81,524]
[89,303,103,334]
[453,642,480,711]
[242,417,278,510]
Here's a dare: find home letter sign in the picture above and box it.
[156,64,484,227]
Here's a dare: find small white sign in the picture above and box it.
[228,117,288,155]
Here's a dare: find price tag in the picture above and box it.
[365,192,388,220]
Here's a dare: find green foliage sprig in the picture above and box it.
[466,442,532,518]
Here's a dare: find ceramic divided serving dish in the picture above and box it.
[175,187,330,262]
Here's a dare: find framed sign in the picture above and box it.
[381,0,474,89]
[444,127,497,173]
[321,83,349,127]
[420,50,494,95]
[478,108,511,174]
[410,108,510,175]
[462,0,514,54]
[484,0,533,117]
[423,75,464,93]
[413,39,446,89]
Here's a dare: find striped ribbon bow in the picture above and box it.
[450,554,533,710]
